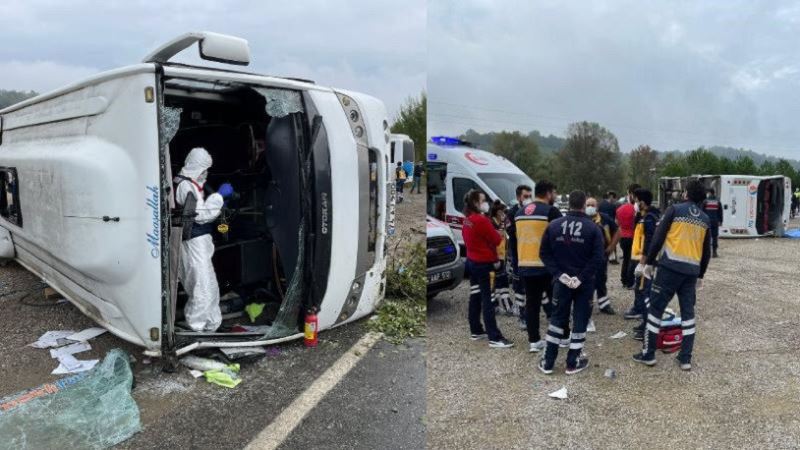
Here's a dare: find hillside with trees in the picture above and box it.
[457,127,800,196]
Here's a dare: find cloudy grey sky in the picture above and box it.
[429,0,800,158]
[0,0,425,119]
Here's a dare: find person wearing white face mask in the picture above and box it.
[586,197,620,315]
[174,147,235,332]
[461,189,513,348]
[505,185,533,329]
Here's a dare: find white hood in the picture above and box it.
[179,147,213,181]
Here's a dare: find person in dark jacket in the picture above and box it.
[599,191,619,264]
[537,190,605,375]
[633,180,711,370]
[628,189,661,340]
[586,196,620,315]
[516,181,562,353]
[701,188,722,257]
[505,185,533,328]
[411,162,424,194]
[462,189,513,348]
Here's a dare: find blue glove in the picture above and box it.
[218,183,234,199]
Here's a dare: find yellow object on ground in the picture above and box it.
[245,303,266,323]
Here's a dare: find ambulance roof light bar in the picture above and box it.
[430,136,476,147]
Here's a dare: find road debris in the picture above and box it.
[52,354,99,375]
[220,346,267,360]
[609,331,627,339]
[65,327,106,342]
[0,349,140,449]
[29,330,75,348]
[49,341,91,359]
[604,368,617,379]
[548,387,568,400]
[180,355,242,388]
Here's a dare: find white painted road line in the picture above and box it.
[245,331,384,450]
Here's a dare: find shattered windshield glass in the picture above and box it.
[159,106,182,148]
[254,88,304,118]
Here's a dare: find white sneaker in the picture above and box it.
[587,320,596,332]
[528,340,546,353]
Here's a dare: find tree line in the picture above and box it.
[460,122,800,197]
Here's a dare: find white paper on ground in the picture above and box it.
[609,331,627,339]
[66,327,106,342]
[52,354,98,374]
[52,359,98,375]
[49,342,91,359]
[29,330,76,348]
[548,387,568,399]
[189,369,204,379]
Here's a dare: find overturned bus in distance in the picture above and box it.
[0,32,392,358]
[658,175,791,237]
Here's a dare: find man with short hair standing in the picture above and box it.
[538,190,605,375]
[633,180,711,371]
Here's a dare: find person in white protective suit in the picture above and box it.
[174,147,235,332]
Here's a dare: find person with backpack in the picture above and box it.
[537,190,605,375]
[395,161,407,203]
[633,179,711,371]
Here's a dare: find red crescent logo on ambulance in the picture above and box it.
[464,151,489,166]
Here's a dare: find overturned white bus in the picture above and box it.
[658,175,791,237]
[0,32,392,358]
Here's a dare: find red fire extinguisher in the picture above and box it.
[304,307,318,348]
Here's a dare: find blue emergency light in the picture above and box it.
[430,136,464,146]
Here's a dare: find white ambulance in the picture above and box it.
[0,32,392,358]
[658,175,792,237]
[426,136,534,247]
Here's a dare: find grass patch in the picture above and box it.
[369,241,426,344]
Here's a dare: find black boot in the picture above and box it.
[712,249,718,258]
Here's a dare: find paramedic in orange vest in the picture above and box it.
[585,196,620,315]
[462,190,513,348]
[701,188,722,258]
[515,180,562,353]
[633,179,711,371]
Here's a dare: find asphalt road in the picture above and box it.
[0,182,426,449]
[427,220,800,450]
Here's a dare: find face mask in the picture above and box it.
[585,206,597,216]
[522,198,533,206]
[479,202,490,213]
[634,203,640,213]
[196,170,208,185]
